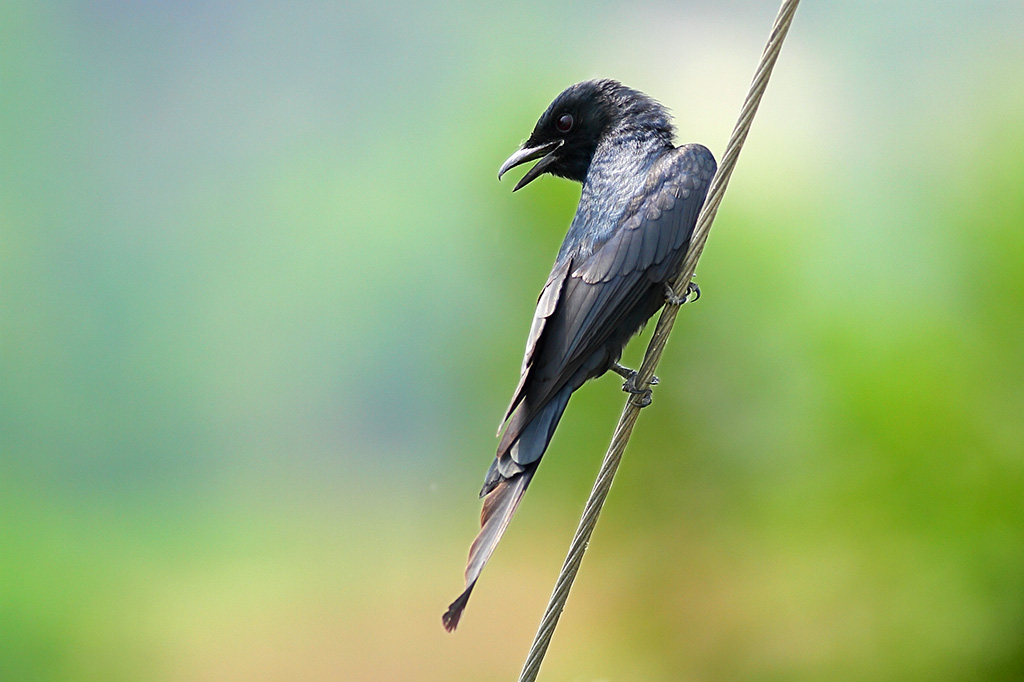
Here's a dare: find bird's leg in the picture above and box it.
[665,281,701,306]
[610,362,632,381]
[611,362,657,407]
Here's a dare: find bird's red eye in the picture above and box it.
[555,113,574,133]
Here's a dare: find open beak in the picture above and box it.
[498,140,562,191]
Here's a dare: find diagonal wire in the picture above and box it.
[518,1,801,680]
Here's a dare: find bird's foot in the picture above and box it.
[611,362,658,386]
[612,362,656,407]
[665,281,701,306]
[628,386,653,408]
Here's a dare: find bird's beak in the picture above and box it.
[498,140,563,192]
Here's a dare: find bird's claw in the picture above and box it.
[624,382,653,407]
[665,281,700,306]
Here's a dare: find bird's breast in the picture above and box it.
[556,148,659,266]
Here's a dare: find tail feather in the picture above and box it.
[497,385,573,472]
[444,385,574,631]
[443,469,534,631]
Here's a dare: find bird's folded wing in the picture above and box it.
[558,143,716,375]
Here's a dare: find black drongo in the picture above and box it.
[443,79,716,631]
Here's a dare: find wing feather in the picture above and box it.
[499,259,572,428]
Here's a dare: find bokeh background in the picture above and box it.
[3,1,1023,680]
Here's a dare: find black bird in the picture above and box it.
[443,79,716,631]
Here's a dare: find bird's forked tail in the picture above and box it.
[442,468,534,631]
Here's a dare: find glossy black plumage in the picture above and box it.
[443,80,716,631]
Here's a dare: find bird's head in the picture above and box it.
[498,79,674,191]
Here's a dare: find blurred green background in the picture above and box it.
[2,1,1023,680]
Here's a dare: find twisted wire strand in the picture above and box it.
[518,2,801,680]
